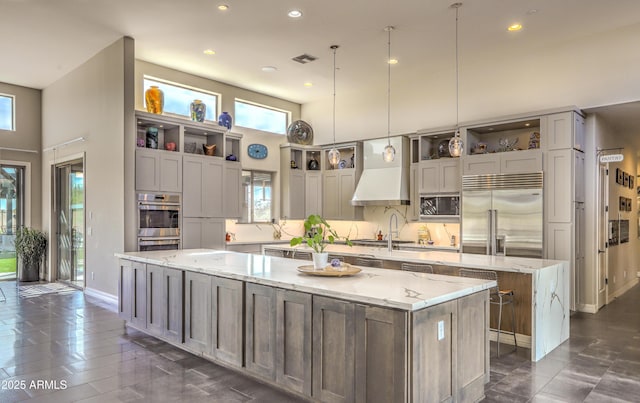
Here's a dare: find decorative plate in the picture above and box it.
[297,263,361,277]
[287,120,314,145]
[247,143,268,159]
[338,159,347,169]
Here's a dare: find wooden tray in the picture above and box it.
[297,263,361,277]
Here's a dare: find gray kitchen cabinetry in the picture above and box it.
[135,148,182,193]
[305,171,322,217]
[211,276,244,367]
[117,259,146,326]
[222,161,242,219]
[182,154,223,218]
[419,159,461,193]
[280,144,322,219]
[322,142,363,221]
[117,260,133,322]
[185,271,212,353]
[461,149,542,176]
[182,217,225,249]
[245,283,277,380]
[163,267,183,343]
[409,164,419,220]
[146,264,164,337]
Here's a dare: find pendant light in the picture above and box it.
[448,3,464,158]
[327,45,341,167]
[382,26,396,162]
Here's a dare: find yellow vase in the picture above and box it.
[145,86,164,114]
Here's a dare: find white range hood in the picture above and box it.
[351,136,410,206]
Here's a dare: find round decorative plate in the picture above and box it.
[338,159,347,169]
[287,120,314,145]
[297,263,361,277]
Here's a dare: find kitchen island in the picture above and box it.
[262,244,570,362]
[117,249,495,403]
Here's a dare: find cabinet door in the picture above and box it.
[146,264,164,336]
[545,149,573,223]
[203,158,224,217]
[117,260,133,322]
[574,150,585,203]
[211,276,244,367]
[183,155,204,217]
[439,159,461,193]
[305,171,322,217]
[462,154,500,175]
[322,172,340,219]
[223,162,242,219]
[131,262,147,328]
[159,153,182,193]
[135,149,160,192]
[163,267,183,343]
[545,112,573,150]
[409,165,419,220]
[573,113,585,151]
[419,160,440,193]
[354,305,407,403]
[182,217,203,249]
[339,171,359,220]
[312,295,356,403]
[246,283,277,380]
[276,289,312,396]
[202,219,225,249]
[457,290,490,402]
[283,170,305,219]
[501,149,542,174]
[185,271,211,353]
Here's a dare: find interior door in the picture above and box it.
[597,164,608,309]
[493,188,543,258]
[461,190,492,254]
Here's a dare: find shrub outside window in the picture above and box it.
[235,99,289,135]
[143,77,219,122]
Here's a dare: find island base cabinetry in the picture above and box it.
[118,259,488,402]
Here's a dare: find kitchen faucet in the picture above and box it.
[388,213,399,252]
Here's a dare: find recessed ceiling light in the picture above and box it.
[303,82,313,87]
[525,123,531,127]
[203,49,216,55]
[388,58,398,65]
[218,4,229,11]
[261,66,278,72]
[508,23,523,32]
[288,9,302,18]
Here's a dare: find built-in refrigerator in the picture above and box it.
[461,172,543,258]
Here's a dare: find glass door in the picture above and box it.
[55,159,84,288]
[0,165,25,281]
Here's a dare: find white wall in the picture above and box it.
[42,38,134,296]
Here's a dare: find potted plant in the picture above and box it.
[14,227,47,282]
[290,214,351,269]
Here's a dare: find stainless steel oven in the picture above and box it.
[137,193,180,251]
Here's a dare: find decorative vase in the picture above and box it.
[190,100,206,122]
[218,111,232,129]
[312,252,329,270]
[273,230,282,240]
[145,86,164,114]
[146,127,159,149]
[203,144,216,156]
[308,154,319,170]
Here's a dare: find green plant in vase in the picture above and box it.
[14,227,47,282]
[290,214,351,269]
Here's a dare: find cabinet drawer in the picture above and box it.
[462,154,500,175]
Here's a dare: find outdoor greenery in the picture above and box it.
[0,257,16,274]
[290,214,352,253]
[14,227,47,267]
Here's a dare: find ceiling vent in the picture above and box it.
[292,54,317,64]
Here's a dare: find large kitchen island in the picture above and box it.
[116,249,495,403]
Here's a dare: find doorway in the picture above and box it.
[54,158,85,288]
[597,163,609,309]
[0,164,25,281]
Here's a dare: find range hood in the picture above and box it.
[351,136,410,206]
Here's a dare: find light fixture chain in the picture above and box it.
[387,27,392,144]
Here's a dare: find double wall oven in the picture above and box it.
[137,193,180,251]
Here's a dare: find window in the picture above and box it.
[242,170,273,223]
[0,94,15,131]
[143,77,219,122]
[235,99,289,135]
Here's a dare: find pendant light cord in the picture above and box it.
[387,26,392,146]
[453,3,461,135]
[331,45,338,147]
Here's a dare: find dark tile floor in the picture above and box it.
[0,281,638,402]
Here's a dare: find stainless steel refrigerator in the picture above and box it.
[461,172,543,258]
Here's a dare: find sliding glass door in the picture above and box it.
[0,165,25,281]
[55,159,84,287]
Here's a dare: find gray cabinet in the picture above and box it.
[211,276,244,367]
[223,162,242,219]
[545,149,573,223]
[462,150,541,175]
[305,171,322,217]
[245,283,277,380]
[182,217,225,249]
[419,159,460,193]
[183,154,223,218]
[409,164,419,221]
[146,264,164,337]
[281,144,321,219]
[545,111,585,151]
[185,271,212,353]
[283,170,305,219]
[135,148,182,193]
[312,295,356,402]
[131,262,147,328]
[163,267,183,343]
[322,170,363,221]
[117,260,133,322]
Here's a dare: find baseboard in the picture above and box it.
[607,277,639,303]
[84,287,118,311]
[576,303,598,314]
[489,330,531,349]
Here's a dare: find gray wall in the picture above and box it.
[0,82,42,229]
[41,37,134,297]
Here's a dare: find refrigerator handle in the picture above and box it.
[492,209,498,255]
[486,210,493,255]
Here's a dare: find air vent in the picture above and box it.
[292,54,317,64]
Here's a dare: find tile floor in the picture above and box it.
[0,281,638,402]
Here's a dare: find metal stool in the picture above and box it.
[354,257,384,268]
[292,251,312,261]
[401,263,433,273]
[459,268,517,357]
[264,249,284,257]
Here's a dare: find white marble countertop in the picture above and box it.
[225,240,290,246]
[116,249,495,311]
[261,244,566,274]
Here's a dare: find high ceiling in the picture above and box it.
[3,0,640,107]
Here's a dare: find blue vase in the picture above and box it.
[190,100,206,122]
[146,127,158,149]
[218,112,232,129]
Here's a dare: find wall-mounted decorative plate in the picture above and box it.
[287,120,314,145]
[247,143,268,159]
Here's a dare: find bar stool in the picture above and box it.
[459,268,517,357]
[292,251,312,261]
[401,263,434,273]
[354,257,384,268]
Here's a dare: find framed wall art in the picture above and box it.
[624,172,629,187]
[627,197,633,212]
[629,175,634,189]
[620,196,627,211]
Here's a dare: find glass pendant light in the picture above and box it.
[383,26,396,162]
[448,3,464,158]
[328,45,341,166]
